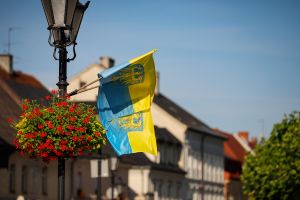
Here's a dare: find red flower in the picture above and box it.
[12,138,17,145]
[54,150,63,157]
[45,95,51,100]
[47,108,54,113]
[57,115,62,120]
[50,156,57,161]
[28,114,35,119]
[51,89,57,95]
[83,117,90,124]
[41,152,48,158]
[72,136,78,142]
[22,104,28,110]
[69,116,76,122]
[46,121,54,129]
[69,107,75,113]
[60,144,68,151]
[68,125,74,130]
[56,126,63,133]
[79,127,85,132]
[85,145,91,150]
[7,118,13,123]
[95,132,101,137]
[87,136,92,141]
[38,124,44,129]
[40,132,47,138]
[26,133,35,139]
[33,107,40,115]
[61,140,68,145]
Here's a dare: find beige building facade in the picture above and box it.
[66,57,226,200]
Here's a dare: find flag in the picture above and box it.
[97,49,157,156]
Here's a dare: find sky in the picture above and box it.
[1,0,300,138]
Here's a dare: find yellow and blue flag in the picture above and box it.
[97,49,157,156]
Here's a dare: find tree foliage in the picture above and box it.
[242,111,300,200]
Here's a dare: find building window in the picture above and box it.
[22,166,28,194]
[160,146,165,164]
[42,166,48,195]
[176,182,181,199]
[9,164,16,193]
[188,150,192,178]
[79,80,86,88]
[167,181,172,199]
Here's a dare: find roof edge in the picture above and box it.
[187,127,227,140]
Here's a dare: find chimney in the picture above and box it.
[238,131,249,142]
[100,56,115,68]
[0,54,13,74]
[249,137,257,149]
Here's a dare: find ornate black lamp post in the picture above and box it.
[41,1,89,199]
[110,156,118,200]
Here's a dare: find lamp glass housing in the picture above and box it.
[42,0,90,48]
[70,2,86,43]
[41,0,77,28]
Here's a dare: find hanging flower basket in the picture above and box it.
[10,90,106,162]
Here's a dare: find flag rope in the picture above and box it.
[68,77,101,97]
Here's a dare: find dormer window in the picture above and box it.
[79,80,86,87]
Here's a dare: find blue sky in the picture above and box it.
[1,0,300,138]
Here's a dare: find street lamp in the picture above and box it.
[41,1,90,200]
[110,156,118,200]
